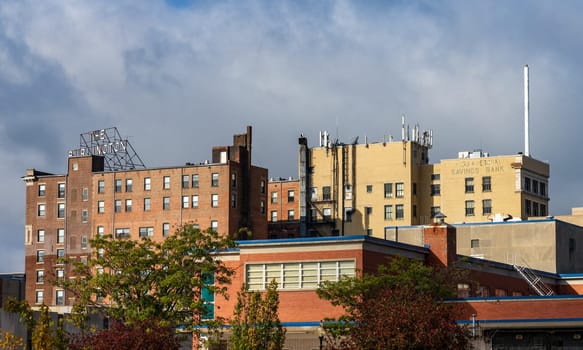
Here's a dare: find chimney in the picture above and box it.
[423,219,456,268]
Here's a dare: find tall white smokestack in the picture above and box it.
[524,64,530,156]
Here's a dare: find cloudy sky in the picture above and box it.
[1,0,583,272]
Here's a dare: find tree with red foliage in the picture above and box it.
[317,256,470,350]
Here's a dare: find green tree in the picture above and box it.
[0,327,24,350]
[56,224,236,334]
[317,256,470,350]
[230,280,286,350]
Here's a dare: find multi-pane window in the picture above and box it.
[56,290,65,305]
[58,183,66,198]
[366,185,373,193]
[126,179,133,192]
[384,205,393,220]
[288,209,295,220]
[81,235,88,249]
[288,190,295,202]
[144,177,151,191]
[163,197,170,210]
[271,211,278,222]
[144,198,151,211]
[540,183,547,197]
[139,227,154,238]
[471,239,480,248]
[57,203,65,218]
[384,183,393,198]
[231,173,237,188]
[38,204,46,217]
[56,269,64,281]
[271,191,278,204]
[231,193,237,208]
[98,180,105,194]
[115,200,122,213]
[163,176,171,189]
[38,184,46,196]
[57,249,65,258]
[246,260,355,291]
[115,228,130,239]
[182,175,189,189]
[431,174,441,181]
[525,199,532,216]
[431,184,440,196]
[35,291,44,304]
[532,180,539,194]
[98,201,105,213]
[483,199,492,215]
[533,202,539,216]
[465,178,474,193]
[396,204,404,219]
[541,204,547,216]
[57,229,65,244]
[163,223,170,237]
[211,194,219,208]
[36,270,44,283]
[81,209,88,222]
[524,177,531,192]
[37,229,45,243]
[36,250,45,263]
[211,173,219,187]
[260,180,266,194]
[182,196,189,209]
[192,195,199,208]
[465,200,475,216]
[323,186,331,200]
[396,183,404,198]
[96,226,104,237]
[115,179,122,193]
[260,200,265,214]
[211,220,218,232]
[192,174,199,188]
[82,188,89,201]
[431,206,441,218]
[482,176,491,192]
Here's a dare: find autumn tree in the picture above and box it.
[229,280,286,350]
[56,224,236,336]
[317,256,470,350]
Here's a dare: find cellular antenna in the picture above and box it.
[524,65,530,157]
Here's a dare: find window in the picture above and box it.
[431,184,440,196]
[412,205,417,217]
[246,260,355,291]
[211,173,219,187]
[115,179,122,193]
[96,226,104,237]
[182,196,189,208]
[431,174,441,181]
[532,179,539,194]
[271,211,278,222]
[192,174,199,188]
[36,270,44,283]
[288,209,295,220]
[98,201,105,213]
[345,208,353,222]
[163,176,171,189]
[82,188,88,201]
[477,286,489,297]
[115,228,130,239]
[58,183,66,198]
[540,182,547,197]
[57,203,65,218]
[182,175,189,189]
[144,198,151,211]
[211,194,219,207]
[541,204,547,216]
[366,229,373,236]
[431,206,441,218]
[211,220,218,232]
[38,204,46,217]
[323,186,331,200]
[163,197,170,210]
[465,177,474,193]
[139,227,154,238]
[482,176,491,192]
[163,223,170,237]
[81,209,88,223]
[144,177,151,191]
[57,249,65,258]
[56,269,64,281]
[260,180,265,194]
[36,250,45,263]
[525,199,532,216]
[365,207,372,215]
[115,200,122,213]
[231,173,237,188]
[310,187,318,201]
[126,179,133,192]
[396,183,404,198]
[192,195,199,208]
[384,205,393,220]
[98,180,105,194]
[524,177,531,192]
[471,239,480,248]
[457,283,471,298]
[56,290,64,305]
[288,190,295,202]
[38,184,46,196]
[396,204,404,219]
[366,185,373,193]
[271,191,278,204]
[494,288,507,297]
[413,183,417,195]
[260,200,265,215]
[483,199,492,215]
[231,193,237,208]
[465,200,475,216]
[323,208,332,219]
[81,235,88,249]
[533,202,539,216]
[57,229,65,244]
[35,291,44,304]
[384,183,393,198]
[37,229,45,243]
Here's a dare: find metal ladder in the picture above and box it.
[512,259,555,296]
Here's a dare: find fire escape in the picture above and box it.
[512,258,555,296]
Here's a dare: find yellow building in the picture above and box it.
[299,126,549,238]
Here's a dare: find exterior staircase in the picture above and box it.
[512,259,555,296]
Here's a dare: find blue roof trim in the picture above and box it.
[559,273,583,278]
[452,218,555,227]
[457,317,583,325]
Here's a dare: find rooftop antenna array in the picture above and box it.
[68,127,146,171]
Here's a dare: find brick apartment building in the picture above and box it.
[22,126,268,310]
